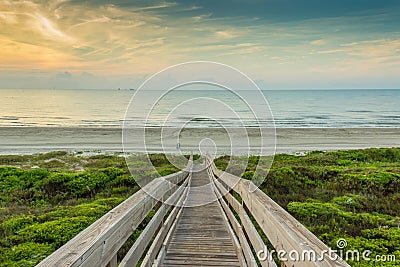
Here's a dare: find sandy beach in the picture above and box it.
[0,127,398,155]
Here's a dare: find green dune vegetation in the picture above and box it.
[0,148,399,266]
[0,152,179,266]
[215,147,400,266]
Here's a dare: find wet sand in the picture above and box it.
[0,127,398,155]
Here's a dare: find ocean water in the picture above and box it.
[0,89,399,128]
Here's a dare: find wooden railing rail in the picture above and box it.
[206,155,350,267]
[37,157,193,267]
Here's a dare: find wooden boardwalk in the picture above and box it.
[37,156,350,267]
[161,165,240,266]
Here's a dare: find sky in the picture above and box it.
[0,0,400,89]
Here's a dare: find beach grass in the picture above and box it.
[215,147,400,266]
[0,148,399,266]
[0,152,180,266]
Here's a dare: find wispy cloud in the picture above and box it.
[0,0,399,89]
[310,39,328,46]
[342,39,400,58]
[192,13,211,22]
[35,13,68,39]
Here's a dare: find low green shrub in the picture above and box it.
[38,203,111,221]
[18,216,96,248]
[3,242,54,263]
[1,215,37,236]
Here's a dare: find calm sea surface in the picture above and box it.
[0,89,399,128]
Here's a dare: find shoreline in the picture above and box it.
[0,126,399,155]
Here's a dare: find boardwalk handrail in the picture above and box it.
[206,155,350,267]
[37,157,193,267]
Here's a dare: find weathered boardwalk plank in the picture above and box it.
[161,165,241,266]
